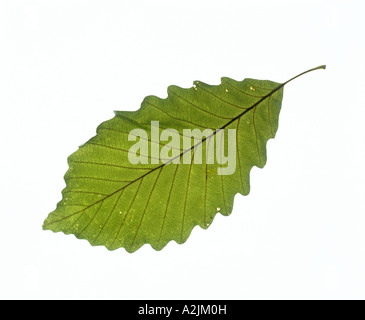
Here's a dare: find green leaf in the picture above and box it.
[43,66,325,253]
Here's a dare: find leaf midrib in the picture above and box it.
[43,65,325,228]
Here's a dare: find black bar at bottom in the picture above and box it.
[124,300,242,318]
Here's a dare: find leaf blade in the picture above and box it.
[43,66,325,252]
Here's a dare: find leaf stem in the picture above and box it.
[282,65,326,87]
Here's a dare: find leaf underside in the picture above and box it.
[43,76,284,253]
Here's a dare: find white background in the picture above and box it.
[1,0,364,300]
